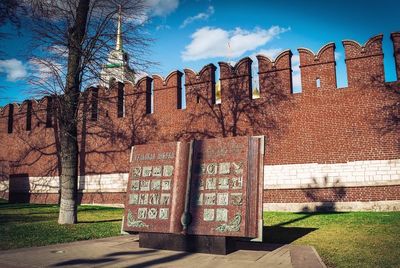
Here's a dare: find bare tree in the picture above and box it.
[0,0,24,37]
[13,0,151,224]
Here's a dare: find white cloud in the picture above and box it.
[250,48,283,62]
[28,58,63,83]
[292,54,300,72]
[291,54,301,90]
[135,70,149,82]
[146,0,179,17]
[48,45,68,57]
[180,6,214,28]
[292,72,301,88]
[181,26,290,61]
[156,24,171,31]
[335,52,341,60]
[0,59,28,81]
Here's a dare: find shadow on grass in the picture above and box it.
[273,211,348,227]
[0,203,57,210]
[262,226,317,244]
[0,214,56,224]
[261,211,348,245]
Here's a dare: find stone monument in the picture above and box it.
[123,136,264,254]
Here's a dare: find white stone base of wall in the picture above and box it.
[263,200,400,212]
[264,159,400,189]
[4,173,129,194]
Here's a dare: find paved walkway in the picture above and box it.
[0,235,326,268]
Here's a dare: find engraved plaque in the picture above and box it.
[149,193,160,205]
[148,208,158,219]
[207,163,218,175]
[132,167,142,177]
[217,193,229,206]
[219,162,230,174]
[203,209,215,221]
[142,166,152,177]
[204,193,216,205]
[131,180,140,191]
[161,179,171,190]
[129,194,139,205]
[159,208,169,220]
[163,165,174,176]
[218,177,229,190]
[124,141,190,234]
[232,162,243,175]
[160,193,171,205]
[138,208,147,219]
[124,137,263,238]
[205,178,216,190]
[138,194,148,205]
[140,180,150,191]
[216,208,228,222]
[153,166,162,176]
[230,193,243,206]
[231,176,243,189]
[187,136,264,238]
[151,180,161,190]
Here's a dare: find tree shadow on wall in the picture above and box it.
[4,108,61,204]
[370,75,400,151]
[76,86,158,204]
[301,176,347,212]
[5,84,158,205]
[176,70,293,140]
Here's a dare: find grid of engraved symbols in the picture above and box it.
[195,162,244,223]
[129,165,174,221]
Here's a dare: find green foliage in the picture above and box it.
[0,203,123,250]
[264,212,400,268]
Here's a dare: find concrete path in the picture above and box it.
[0,235,326,268]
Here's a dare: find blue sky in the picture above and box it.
[0,0,399,106]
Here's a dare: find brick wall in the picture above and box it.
[0,32,399,208]
[264,185,400,203]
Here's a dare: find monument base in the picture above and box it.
[139,233,236,255]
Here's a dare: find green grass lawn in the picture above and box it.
[264,211,400,268]
[1,201,399,268]
[0,202,123,250]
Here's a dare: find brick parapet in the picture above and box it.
[0,32,399,181]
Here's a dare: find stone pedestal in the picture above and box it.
[139,233,236,255]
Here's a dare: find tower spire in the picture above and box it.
[116,5,122,51]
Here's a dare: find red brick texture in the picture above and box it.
[263,185,400,203]
[0,33,399,205]
[298,43,337,94]
[391,32,400,80]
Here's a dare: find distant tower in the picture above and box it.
[100,5,135,87]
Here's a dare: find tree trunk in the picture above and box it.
[58,0,90,224]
